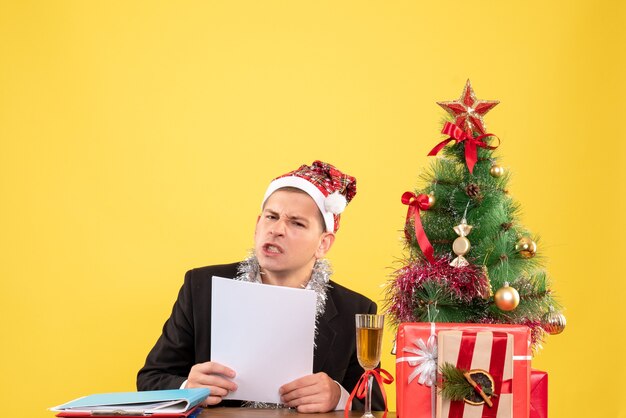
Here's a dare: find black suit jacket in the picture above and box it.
[137,262,385,410]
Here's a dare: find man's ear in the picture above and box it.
[315,232,335,258]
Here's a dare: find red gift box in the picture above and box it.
[436,330,514,418]
[395,323,531,418]
[529,370,548,418]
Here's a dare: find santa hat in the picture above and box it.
[262,160,357,233]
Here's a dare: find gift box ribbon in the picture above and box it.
[395,335,438,386]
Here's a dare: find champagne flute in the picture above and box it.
[355,314,384,418]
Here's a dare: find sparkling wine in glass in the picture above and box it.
[355,314,384,418]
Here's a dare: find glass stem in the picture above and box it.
[364,374,374,417]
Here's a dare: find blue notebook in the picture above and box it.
[50,388,209,415]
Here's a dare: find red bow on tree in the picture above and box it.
[428,122,499,174]
[402,192,435,263]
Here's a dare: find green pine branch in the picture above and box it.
[411,281,489,323]
[439,362,493,401]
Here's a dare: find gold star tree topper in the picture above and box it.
[437,79,499,135]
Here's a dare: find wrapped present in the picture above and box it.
[436,330,514,418]
[529,370,548,418]
[395,323,531,418]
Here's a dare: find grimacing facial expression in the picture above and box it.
[254,189,334,279]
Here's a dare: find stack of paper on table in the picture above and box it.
[50,388,209,417]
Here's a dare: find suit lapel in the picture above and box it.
[313,292,338,372]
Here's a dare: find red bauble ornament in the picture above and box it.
[437,79,499,135]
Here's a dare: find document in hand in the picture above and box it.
[211,276,317,404]
[50,388,209,416]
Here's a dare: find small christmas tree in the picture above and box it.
[385,80,565,350]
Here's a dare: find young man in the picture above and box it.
[137,161,384,413]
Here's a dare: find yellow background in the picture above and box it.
[1,1,624,417]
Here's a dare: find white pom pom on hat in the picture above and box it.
[324,191,347,214]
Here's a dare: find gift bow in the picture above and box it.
[428,122,499,174]
[401,192,435,263]
[345,368,394,418]
[399,335,438,386]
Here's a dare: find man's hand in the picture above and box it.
[186,362,238,406]
[279,372,341,413]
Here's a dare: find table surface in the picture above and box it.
[196,407,396,417]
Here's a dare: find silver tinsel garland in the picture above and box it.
[233,253,333,409]
[235,253,332,325]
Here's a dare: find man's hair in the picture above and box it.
[262,186,326,234]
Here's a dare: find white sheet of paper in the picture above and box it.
[210,276,316,404]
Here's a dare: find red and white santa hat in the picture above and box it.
[262,160,357,233]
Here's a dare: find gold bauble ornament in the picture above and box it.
[490,164,505,177]
[515,236,537,259]
[542,307,566,335]
[427,192,436,209]
[494,282,520,311]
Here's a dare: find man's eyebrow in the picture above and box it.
[262,207,310,223]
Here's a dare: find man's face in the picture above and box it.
[254,189,334,282]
